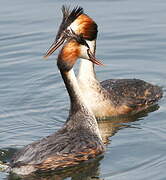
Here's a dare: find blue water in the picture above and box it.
[0,0,166,179]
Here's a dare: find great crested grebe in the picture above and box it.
[6,32,104,176]
[45,6,163,118]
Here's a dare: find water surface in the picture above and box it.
[0,0,166,179]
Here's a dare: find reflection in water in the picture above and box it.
[7,156,103,180]
[1,105,159,180]
[98,104,159,145]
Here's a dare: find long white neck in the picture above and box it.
[78,40,97,82]
[77,39,111,117]
[60,68,102,139]
[65,68,87,106]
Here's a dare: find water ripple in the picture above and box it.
[0,0,166,179]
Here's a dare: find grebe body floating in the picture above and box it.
[9,33,104,176]
[45,6,163,118]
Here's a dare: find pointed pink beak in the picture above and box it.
[87,49,104,66]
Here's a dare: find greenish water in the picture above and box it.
[0,0,166,179]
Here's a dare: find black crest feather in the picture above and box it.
[56,6,84,40]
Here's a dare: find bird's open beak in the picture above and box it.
[44,34,66,59]
[87,49,104,66]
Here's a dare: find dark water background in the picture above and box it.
[0,0,166,179]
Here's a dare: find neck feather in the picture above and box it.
[78,40,97,80]
[60,68,101,139]
[60,68,84,108]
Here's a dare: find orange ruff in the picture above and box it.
[59,41,80,65]
[74,14,97,39]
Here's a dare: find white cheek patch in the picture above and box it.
[67,21,79,32]
[86,40,96,53]
[80,40,96,60]
[80,45,89,59]
[81,40,96,59]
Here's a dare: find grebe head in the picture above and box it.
[46,30,103,71]
[44,6,98,58]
